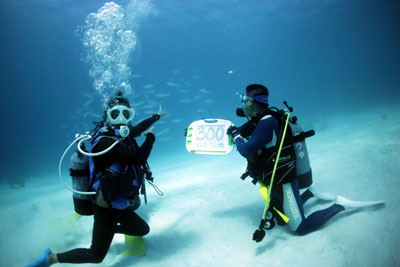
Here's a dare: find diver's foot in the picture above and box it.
[335,195,385,210]
[25,248,51,267]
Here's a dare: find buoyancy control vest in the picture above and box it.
[69,128,148,214]
[88,129,143,210]
[240,108,314,189]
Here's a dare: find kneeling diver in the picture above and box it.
[26,91,165,266]
[227,84,384,242]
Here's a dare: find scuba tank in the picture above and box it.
[289,118,314,189]
[69,148,94,216]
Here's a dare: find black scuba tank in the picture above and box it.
[289,120,314,189]
[69,149,94,215]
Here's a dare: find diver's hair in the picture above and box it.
[246,84,269,96]
[106,91,131,109]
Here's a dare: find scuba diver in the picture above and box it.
[227,84,384,242]
[26,91,165,266]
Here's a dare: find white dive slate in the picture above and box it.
[186,119,234,155]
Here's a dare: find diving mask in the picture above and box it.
[239,94,253,104]
[106,105,135,125]
[238,93,268,106]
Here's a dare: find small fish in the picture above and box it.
[192,75,202,80]
[83,99,93,107]
[199,89,211,94]
[143,84,155,89]
[89,113,103,119]
[228,69,236,74]
[180,98,191,103]
[171,70,181,74]
[83,93,93,100]
[132,74,143,78]
[69,115,79,120]
[170,118,184,123]
[157,128,170,136]
[83,111,91,118]
[166,81,180,88]
[155,93,170,98]
[134,101,145,107]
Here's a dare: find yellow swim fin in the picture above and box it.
[51,212,82,233]
[273,207,290,223]
[122,235,146,257]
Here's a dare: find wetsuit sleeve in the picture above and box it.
[235,117,278,159]
[93,133,156,168]
[237,122,249,136]
[129,115,160,138]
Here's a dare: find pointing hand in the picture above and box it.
[157,105,166,118]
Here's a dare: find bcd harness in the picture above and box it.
[240,108,296,186]
[87,128,162,209]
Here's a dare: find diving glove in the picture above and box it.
[253,229,266,243]
[227,126,240,142]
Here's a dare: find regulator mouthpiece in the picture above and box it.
[119,125,130,138]
[236,108,246,117]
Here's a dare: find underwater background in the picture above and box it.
[0,0,399,266]
[1,0,399,180]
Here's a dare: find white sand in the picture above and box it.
[1,104,399,267]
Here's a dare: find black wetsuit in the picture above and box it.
[57,115,159,264]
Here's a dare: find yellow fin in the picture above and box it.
[273,207,290,223]
[51,212,82,233]
[260,182,290,224]
[123,235,146,257]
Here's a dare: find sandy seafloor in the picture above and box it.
[1,103,399,267]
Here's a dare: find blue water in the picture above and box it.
[0,0,399,181]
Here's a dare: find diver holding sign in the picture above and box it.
[224,84,385,241]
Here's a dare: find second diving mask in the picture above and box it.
[237,93,269,106]
[106,105,135,125]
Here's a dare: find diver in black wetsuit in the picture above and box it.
[27,91,165,266]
